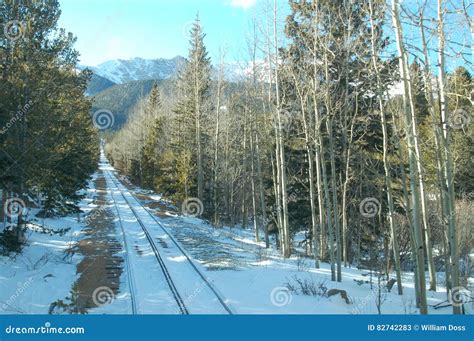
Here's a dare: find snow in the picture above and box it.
[79,57,186,84]
[1,156,471,315]
[104,162,231,314]
[0,175,100,314]
[131,190,473,315]
[156,221,472,314]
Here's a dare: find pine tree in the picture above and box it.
[141,83,164,189]
[172,14,212,204]
[1,0,98,217]
[448,67,473,195]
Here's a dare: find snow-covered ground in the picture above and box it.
[1,157,472,315]
[142,213,473,315]
[0,174,100,314]
[102,163,231,314]
[130,187,474,315]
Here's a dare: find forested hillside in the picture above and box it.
[105,1,473,315]
[85,73,116,97]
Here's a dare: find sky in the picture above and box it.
[57,0,471,71]
[58,0,269,66]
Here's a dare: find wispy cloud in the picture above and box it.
[229,0,256,10]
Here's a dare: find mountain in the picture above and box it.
[82,56,186,84]
[86,73,116,96]
[91,79,156,129]
[85,56,248,130]
[91,78,176,129]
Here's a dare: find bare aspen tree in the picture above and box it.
[213,49,225,226]
[255,129,270,247]
[437,0,462,315]
[268,28,284,252]
[274,0,291,258]
[391,0,428,314]
[262,0,291,257]
[248,20,269,245]
[290,68,319,267]
[309,0,327,265]
[249,122,259,242]
[396,1,437,292]
[417,0,451,291]
[319,14,340,281]
[241,105,249,229]
[367,0,403,295]
[460,0,474,62]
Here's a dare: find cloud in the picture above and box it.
[229,0,256,10]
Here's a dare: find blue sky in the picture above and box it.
[57,0,471,71]
[58,0,269,66]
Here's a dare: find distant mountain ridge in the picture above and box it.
[91,79,159,129]
[82,56,249,130]
[80,56,186,85]
[86,73,116,96]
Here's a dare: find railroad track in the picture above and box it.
[105,170,188,314]
[106,168,233,314]
[108,175,138,314]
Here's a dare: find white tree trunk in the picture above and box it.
[391,0,428,314]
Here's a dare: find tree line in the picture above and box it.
[106,0,472,314]
[1,0,99,225]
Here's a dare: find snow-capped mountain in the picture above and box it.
[80,56,186,84]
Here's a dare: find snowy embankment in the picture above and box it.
[0,175,100,314]
[132,187,473,315]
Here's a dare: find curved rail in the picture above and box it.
[107,171,188,314]
[111,172,234,315]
